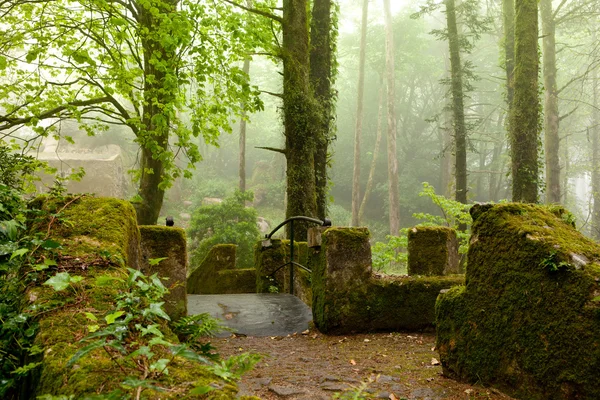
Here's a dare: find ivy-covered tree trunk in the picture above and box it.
[135,0,179,225]
[283,0,317,239]
[510,0,539,203]
[383,0,400,235]
[592,68,600,239]
[351,0,368,226]
[445,0,468,204]
[541,0,561,204]
[310,0,334,221]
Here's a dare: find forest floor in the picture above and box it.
[216,331,515,400]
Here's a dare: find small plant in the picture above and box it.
[540,252,571,272]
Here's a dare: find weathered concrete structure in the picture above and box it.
[436,203,600,399]
[34,144,128,198]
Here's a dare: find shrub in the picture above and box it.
[188,190,260,269]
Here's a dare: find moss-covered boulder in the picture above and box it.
[140,225,187,321]
[408,226,459,276]
[436,203,600,399]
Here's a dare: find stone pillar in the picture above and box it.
[255,239,289,293]
[139,226,187,321]
[311,227,372,334]
[407,226,459,276]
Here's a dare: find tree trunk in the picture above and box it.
[592,67,600,239]
[239,57,251,193]
[351,0,369,227]
[445,0,468,205]
[135,0,179,225]
[283,0,316,239]
[503,0,515,109]
[310,0,334,221]
[541,0,560,204]
[382,0,400,235]
[358,80,384,223]
[510,0,539,203]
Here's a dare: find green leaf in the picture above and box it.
[592,296,600,302]
[70,276,84,284]
[41,239,62,250]
[84,312,98,321]
[189,386,215,395]
[149,358,170,374]
[0,55,7,70]
[67,339,107,367]
[143,302,171,321]
[87,324,100,333]
[10,248,29,260]
[96,275,124,287]
[129,346,155,360]
[44,272,72,291]
[149,257,168,266]
[105,311,125,324]
[0,219,20,241]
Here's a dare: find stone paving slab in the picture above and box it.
[187,293,312,337]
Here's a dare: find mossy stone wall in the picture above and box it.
[436,203,600,399]
[139,225,188,321]
[27,196,238,398]
[311,227,464,334]
[407,226,459,276]
[187,244,257,294]
[254,239,310,297]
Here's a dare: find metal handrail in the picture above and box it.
[263,216,331,295]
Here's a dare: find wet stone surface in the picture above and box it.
[187,293,312,337]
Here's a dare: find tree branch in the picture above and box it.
[220,0,283,24]
[255,146,286,155]
[259,90,283,99]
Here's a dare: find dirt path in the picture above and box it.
[215,331,514,400]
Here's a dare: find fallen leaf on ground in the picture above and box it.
[431,358,440,365]
[349,359,356,365]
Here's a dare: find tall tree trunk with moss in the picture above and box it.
[135,0,179,225]
[382,0,400,235]
[351,0,368,226]
[283,0,317,238]
[541,0,560,204]
[510,0,539,203]
[445,0,468,204]
[592,68,600,239]
[310,0,335,221]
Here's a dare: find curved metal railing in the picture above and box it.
[262,216,331,295]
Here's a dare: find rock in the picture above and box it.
[183,200,193,207]
[269,385,307,396]
[257,216,270,235]
[202,197,223,206]
[320,382,349,391]
[179,212,191,221]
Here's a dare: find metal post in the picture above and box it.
[290,219,294,295]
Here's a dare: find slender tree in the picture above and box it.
[503,0,515,109]
[351,0,369,226]
[540,0,560,204]
[383,0,400,235]
[510,0,540,202]
[592,65,600,239]
[445,0,468,204]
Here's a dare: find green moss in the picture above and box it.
[29,195,141,268]
[407,226,459,276]
[214,269,257,294]
[437,203,600,399]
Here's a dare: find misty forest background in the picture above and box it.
[1,0,600,274]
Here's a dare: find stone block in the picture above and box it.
[407,226,459,276]
[139,226,187,321]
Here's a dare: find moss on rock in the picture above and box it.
[407,226,459,276]
[436,203,600,399]
[188,244,236,294]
